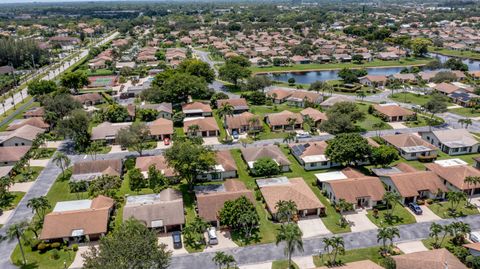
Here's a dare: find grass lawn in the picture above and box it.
[32,148,56,159]
[127,141,156,152]
[448,107,480,118]
[250,104,303,140]
[230,149,280,245]
[366,203,416,227]
[356,103,392,132]
[430,47,480,60]
[175,127,185,137]
[1,191,25,211]
[271,260,299,269]
[0,99,38,131]
[403,114,433,128]
[213,111,228,140]
[422,236,454,250]
[428,200,479,219]
[313,246,385,267]
[13,166,44,183]
[389,92,432,106]
[251,58,432,73]
[279,146,350,234]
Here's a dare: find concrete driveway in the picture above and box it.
[158,234,188,256]
[0,210,13,226]
[203,137,220,145]
[9,182,33,192]
[292,256,315,269]
[344,210,378,232]
[388,122,408,129]
[396,240,428,254]
[29,159,50,167]
[297,217,331,238]
[203,229,238,252]
[239,262,272,269]
[471,197,480,212]
[407,205,441,222]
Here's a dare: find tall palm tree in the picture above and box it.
[213,251,226,269]
[464,118,473,129]
[429,223,443,249]
[446,191,467,215]
[276,223,303,269]
[7,221,29,266]
[464,176,480,203]
[377,227,400,254]
[217,103,234,122]
[372,122,387,137]
[382,191,401,221]
[323,236,345,266]
[27,196,51,221]
[52,152,70,178]
[337,199,353,227]
[303,115,315,134]
[449,221,471,246]
[275,200,298,223]
[248,115,261,139]
[283,131,296,144]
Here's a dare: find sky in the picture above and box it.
[1,0,138,3]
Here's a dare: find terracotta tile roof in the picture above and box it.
[183,117,219,133]
[0,146,31,162]
[315,260,383,269]
[300,107,327,122]
[267,88,291,100]
[182,102,212,113]
[388,171,447,197]
[266,110,303,126]
[241,145,291,166]
[434,82,461,94]
[72,93,103,104]
[24,107,45,118]
[135,155,176,177]
[225,112,261,130]
[195,179,255,221]
[425,162,480,190]
[392,249,467,269]
[259,177,324,214]
[123,189,185,227]
[148,118,173,136]
[217,98,249,110]
[40,196,114,240]
[289,141,328,158]
[341,167,366,178]
[328,176,385,203]
[373,104,414,117]
[464,242,480,252]
[360,75,388,83]
[72,159,123,177]
[216,150,237,172]
[382,133,436,150]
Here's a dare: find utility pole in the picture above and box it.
[31,54,36,74]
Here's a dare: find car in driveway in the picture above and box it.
[232,130,239,139]
[470,231,480,243]
[296,132,311,138]
[408,202,423,215]
[172,231,182,249]
[207,227,218,245]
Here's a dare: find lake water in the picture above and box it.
[263,53,480,84]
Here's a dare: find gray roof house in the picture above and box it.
[420,129,479,156]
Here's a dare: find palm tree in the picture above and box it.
[464,176,480,203]
[356,90,366,100]
[276,223,303,269]
[323,236,345,266]
[446,191,467,216]
[429,223,443,249]
[217,103,234,122]
[382,191,401,222]
[458,118,466,128]
[187,124,200,137]
[213,251,226,269]
[52,152,70,178]
[286,117,297,131]
[337,199,353,227]
[7,221,29,266]
[248,115,261,139]
[449,221,471,246]
[372,122,387,137]
[303,115,315,134]
[27,196,51,222]
[464,118,473,129]
[377,227,400,254]
[283,131,296,144]
[275,200,298,223]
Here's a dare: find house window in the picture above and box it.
[411,153,416,157]
[310,162,317,167]
[461,147,468,152]
[452,148,459,153]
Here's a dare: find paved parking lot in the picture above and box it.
[297,217,331,238]
[407,205,441,222]
[396,240,428,254]
[158,234,188,256]
[344,210,378,232]
[203,229,238,252]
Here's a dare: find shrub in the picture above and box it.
[72,244,79,252]
[30,240,42,251]
[37,242,47,253]
[51,242,61,249]
[51,249,60,260]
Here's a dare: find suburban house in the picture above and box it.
[71,159,123,182]
[300,107,327,127]
[0,125,45,147]
[241,145,291,173]
[24,107,45,118]
[359,75,388,87]
[265,110,303,131]
[420,129,479,155]
[464,243,480,257]
[182,102,213,118]
[0,146,31,166]
[316,168,385,210]
[72,93,104,106]
[135,155,176,178]
[40,195,115,242]
[148,118,174,141]
[392,249,467,269]
[6,117,49,131]
[319,95,352,109]
[382,133,438,161]
[256,177,325,219]
[225,112,262,135]
[449,91,480,108]
[91,122,132,144]
[195,179,255,227]
[373,103,414,122]
[139,103,173,119]
[196,150,238,181]
[433,82,463,96]
[425,159,480,196]
[122,189,185,233]
[372,163,447,204]
[267,88,292,104]
[391,73,417,83]
[216,98,249,113]
[289,142,339,170]
[183,117,220,137]
[285,91,323,107]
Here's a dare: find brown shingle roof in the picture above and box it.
[182,102,212,113]
[135,155,176,177]
[382,133,436,150]
[72,159,122,176]
[196,179,255,221]
[241,145,291,166]
[267,88,291,100]
[300,107,327,122]
[259,177,324,214]
[216,150,237,172]
[328,176,385,203]
[217,98,249,110]
[148,118,173,136]
[0,146,31,162]
[425,162,480,190]
[40,196,114,240]
[266,110,303,126]
[392,249,467,269]
[183,117,219,133]
[388,171,447,197]
[6,117,49,131]
[225,112,261,130]
[72,93,103,104]
[373,104,414,117]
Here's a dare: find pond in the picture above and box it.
[262,53,480,84]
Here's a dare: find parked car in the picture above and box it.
[207,227,218,245]
[408,202,423,215]
[164,137,170,145]
[172,231,182,249]
[470,231,480,243]
[296,132,311,138]
[232,130,239,139]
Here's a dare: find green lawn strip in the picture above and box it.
[355,103,392,132]
[430,47,480,60]
[271,260,299,269]
[127,141,156,152]
[403,114,432,128]
[13,166,44,183]
[448,107,480,118]
[389,92,433,106]
[0,98,37,131]
[313,246,386,267]
[1,191,25,211]
[279,146,350,234]
[175,127,185,137]
[366,202,416,227]
[213,111,228,140]
[230,149,279,245]
[427,200,479,219]
[86,69,114,76]
[251,58,432,74]
[422,236,454,250]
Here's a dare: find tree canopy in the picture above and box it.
[326,133,372,165]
